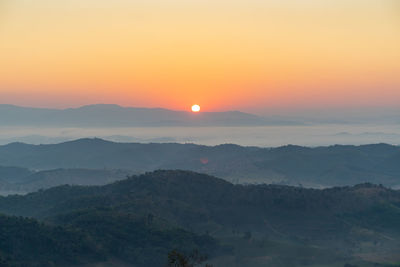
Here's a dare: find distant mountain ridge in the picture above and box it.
[1,138,400,188]
[0,104,296,126]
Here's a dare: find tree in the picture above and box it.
[167,250,212,267]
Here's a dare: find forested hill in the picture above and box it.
[0,170,400,266]
[0,212,216,267]
[1,170,399,232]
[1,139,400,187]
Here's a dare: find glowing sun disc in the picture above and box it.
[191,104,201,112]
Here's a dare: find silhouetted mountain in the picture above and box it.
[0,104,296,127]
[0,170,399,266]
[1,139,400,188]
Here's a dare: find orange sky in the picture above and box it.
[0,0,399,113]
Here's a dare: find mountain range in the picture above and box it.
[0,139,400,190]
[0,104,296,127]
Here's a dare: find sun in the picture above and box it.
[191,104,201,112]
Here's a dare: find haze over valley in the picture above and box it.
[1,104,400,147]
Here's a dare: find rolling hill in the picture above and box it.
[1,139,400,188]
[0,170,399,266]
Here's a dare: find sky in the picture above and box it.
[0,0,399,114]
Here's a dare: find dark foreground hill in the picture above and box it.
[0,170,400,266]
[0,213,215,267]
[1,139,400,188]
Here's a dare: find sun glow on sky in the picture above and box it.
[0,0,399,113]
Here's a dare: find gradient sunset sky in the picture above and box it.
[0,0,399,114]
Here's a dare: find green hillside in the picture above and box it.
[0,170,400,266]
